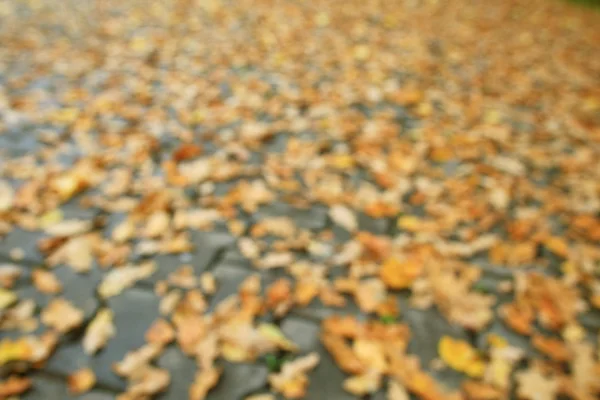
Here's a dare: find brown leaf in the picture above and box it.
[343,370,382,396]
[32,269,62,294]
[321,333,365,374]
[41,298,84,333]
[172,143,203,162]
[68,368,96,394]
[83,308,115,354]
[268,352,320,399]
[146,319,175,346]
[0,376,32,397]
[98,262,155,298]
[190,366,222,400]
[515,367,559,400]
[532,334,571,362]
[113,344,163,378]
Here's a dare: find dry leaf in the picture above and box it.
[32,269,62,294]
[125,366,170,398]
[200,272,217,295]
[41,298,84,333]
[329,205,357,232]
[160,289,182,315]
[0,181,14,212]
[321,333,365,374]
[83,309,115,354]
[68,368,96,394]
[0,288,17,310]
[112,219,135,243]
[256,252,294,269]
[113,344,163,377]
[98,262,155,298]
[190,366,222,400]
[269,352,320,399]
[438,336,485,378]
[258,323,298,352]
[462,380,504,400]
[355,278,387,312]
[146,319,175,346]
[380,257,423,289]
[515,367,559,400]
[0,264,21,289]
[387,379,410,400]
[143,211,170,238]
[44,219,92,237]
[343,370,382,396]
[0,376,31,397]
[173,143,203,162]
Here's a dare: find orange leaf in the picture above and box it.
[379,257,423,290]
[172,143,203,162]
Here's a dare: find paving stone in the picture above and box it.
[45,288,161,390]
[254,201,328,231]
[404,307,469,364]
[207,362,269,400]
[357,212,390,235]
[139,231,234,285]
[209,263,254,309]
[24,373,115,400]
[280,316,356,400]
[0,203,99,264]
[16,265,102,322]
[476,319,533,354]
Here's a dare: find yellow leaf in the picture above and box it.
[397,216,422,232]
[39,209,64,228]
[379,257,422,289]
[439,336,485,377]
[258,323,298,352]
[0,288,17,310]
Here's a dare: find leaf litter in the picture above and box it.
[0,0,599,398]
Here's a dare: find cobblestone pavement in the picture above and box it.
[1,0,600,399]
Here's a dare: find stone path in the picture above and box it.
[1,0,600,399]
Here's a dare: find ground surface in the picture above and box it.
[0,0,600,399]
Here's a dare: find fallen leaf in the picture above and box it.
[44,219,92,237]
[190,366,222,400]
[98,262,155,298]
[125,366,170,398]
[515,367,559,400]
[160,289,182,315]
[83,309,115,354]
[113,344,163,377]
[146,319,175,346]
[532,334,571,362]
[0,264,21,288]
[143,211,170,238]
[387,379,410,400]
[258,323,298,352]
[355,278,387,312]
[343,370,382,396]
[256,252,294,269]
[32,269,62,294]
[269,352,320,399]
[380,257,423,289]
[439,336,485,378]
[68,368,96,394]
[41,298,84,333]
[0,181,14,212]
[0,376,31,397]
[0,288,17,310]
[321,333,365,374]
[462,380,504,400]
[112,219,136,243]
[173,143,203,162]
[200,272,217,295]
[329,205,357,232]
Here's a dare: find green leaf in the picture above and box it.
[380,315,396,324]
